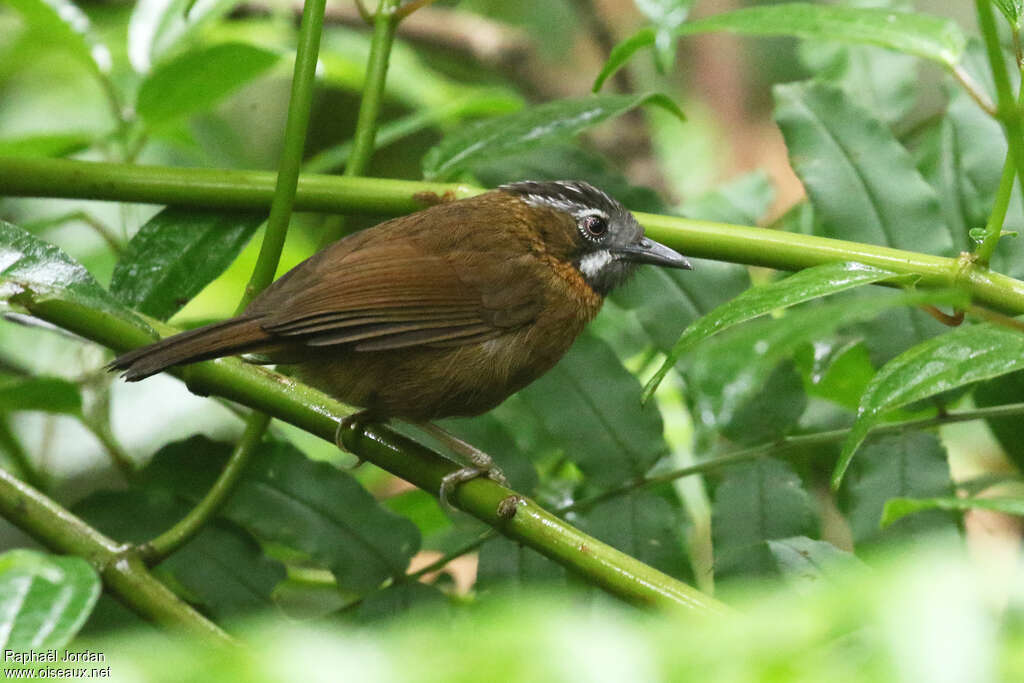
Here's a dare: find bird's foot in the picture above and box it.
[414,421,508,511]
[438,466,509,513]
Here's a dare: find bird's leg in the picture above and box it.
[413,421,508,511]
[336,409,379,470]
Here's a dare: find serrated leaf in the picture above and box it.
[137,43,281,126]
[5,0,109,77]
[75,489,284,618]
[515,332,667,486]
[140,436,421,593]
[644,261,904,399]
[0,133,93,159]
[110,208,263,320]
[834,323,1024,488]
[356,582,448,622]
[881,495,1024,528]
[712,458,818,580]
[422,93,684,181]
[595,3,965,90]
[774,81,952,255]
[684,289,967,434]
[0,221,141,324]
[0,375,81,414]
[843,432,955,548]
[129,0,244,73]
[0,550,100,651]
[477,536,565,590]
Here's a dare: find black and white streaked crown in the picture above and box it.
[499,180,623,221]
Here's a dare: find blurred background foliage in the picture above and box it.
[1,0,1024,678]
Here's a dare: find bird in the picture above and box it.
[110,180,692,501]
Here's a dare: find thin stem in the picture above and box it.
[977,0,1024,205]
[0,465,232,643]
[78,416,135,480]
[975,154,1016,266]
[141,412,270,563]
[951,64,998,116]
[238,0,328,311]
[319,0,402,247]
[562,402,1024,514]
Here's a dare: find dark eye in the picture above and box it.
[580,214,608,240]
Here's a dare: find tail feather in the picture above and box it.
[110,314,269,381]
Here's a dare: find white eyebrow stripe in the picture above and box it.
[573,207,609,220]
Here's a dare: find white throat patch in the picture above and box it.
[578,250,614,279]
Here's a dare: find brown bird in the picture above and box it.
[111,181,692,499]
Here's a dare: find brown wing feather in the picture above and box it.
[248,207,545,350]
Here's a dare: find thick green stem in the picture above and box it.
[142,412,270,563]
[22,298,725,614]
[4,158,1024,314]
[0,465,232,643]
[319,0,402,247]
[239,0,327,310]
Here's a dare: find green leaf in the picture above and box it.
[0,221,141,324]
[994,0,1024,29]
[798,35,919,125]
[477,536,565,590]
[834,323,1024,489]
[0,375,81,414]
[422,93,685,181]
[577,489,691,581]
[843,432,956,548]
[5,0,109,77]
[795,339,876,410]
[128,0,243,73]
[595,3,965,90]
[635,0,693,72]
[0,133,93,159]
[881,496,1024,528]
[766,536,861,588]
[774,81,952,255]
[515,332,668,486]
[0,550,100,651]
[110,208,263,321]
[644,261,905,400]
[712,458,818,580]
[137,43,281,126]
[974,370,1024,472]
[683,289,967,434]
[356,583,448,622]
[141,436,421,593]
[75,489,285,618]
[915,88,1005,256]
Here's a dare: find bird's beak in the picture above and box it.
[613,237,693,270]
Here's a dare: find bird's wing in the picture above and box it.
[253,232,544,351]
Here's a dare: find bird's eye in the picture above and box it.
[580,214,608,240]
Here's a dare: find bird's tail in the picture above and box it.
[109,314,269,381]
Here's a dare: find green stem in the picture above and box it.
[977,0,1024,202]
[319,0,402,247]
[78,415,135,480]
[975,154,1016,266]
[141,412,270,563]
[239,0,328,310]
[564,402,1024,514]
[4,158,1024,313]
[0,465,232,643]
[22,298,725,614]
